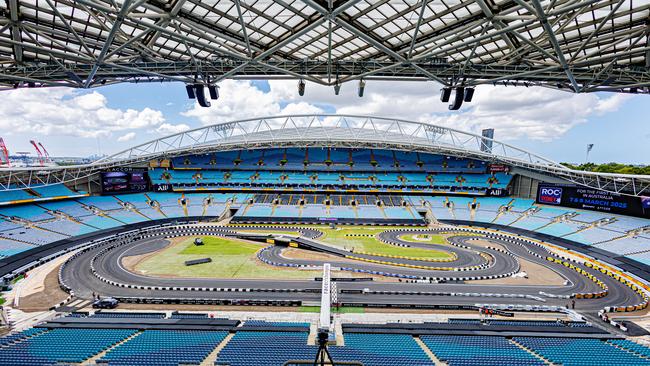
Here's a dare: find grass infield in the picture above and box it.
[134,236,319,279]
[316,226,454,259]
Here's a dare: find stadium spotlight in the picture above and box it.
[334,82,341,95]
[185,85,196,99]
[194,84,211,107]
[440,87,451,102]
[448,87,465,110]
[463,88,475,102]
[358,79,366,97]
[208,84,219,100]
[298,79,305,96]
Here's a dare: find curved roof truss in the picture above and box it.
[0,114,648,196]
[0,0,649,93]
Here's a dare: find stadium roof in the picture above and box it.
[0,114,649,196]
[0,0,649,93]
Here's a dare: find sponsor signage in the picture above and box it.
[538,187,563,205]
[487,188,508,197]
[488,164,509,173]
[153,184,172,192]
[537,184,650,219]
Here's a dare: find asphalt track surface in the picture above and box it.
[60,225,643,315]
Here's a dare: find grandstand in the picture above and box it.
[0,117,649,366]
[0,116,648,270]
[0,0,650,358]
[0,316,647,366]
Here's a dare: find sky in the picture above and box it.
[0,79,647,164]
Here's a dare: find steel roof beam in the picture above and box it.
[6,0,22,63]
[84,0,134,88]
[301,0,448,85]
[233,0,252,58]
[528,0,580,92]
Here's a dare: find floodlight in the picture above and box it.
[440,87,451,102]
[448,87,464,110]
[298,79,305,96]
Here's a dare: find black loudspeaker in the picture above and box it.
[440,87,451,102]
[448,87,464,110]
[464,88,475,102]
[194,84,211,107]
[208,85,219,100]
[186,85,196,99]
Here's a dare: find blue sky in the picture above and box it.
[0,80,647,164]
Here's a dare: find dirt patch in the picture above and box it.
[467,257,566,286]
[469,239,506,251]
[282,248,354,263]
[18,264,69,311]
[121,237,183,272]
[113,303,310,312]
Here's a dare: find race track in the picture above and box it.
[59,224,645,316]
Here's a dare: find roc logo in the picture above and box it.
[539,187,563,205]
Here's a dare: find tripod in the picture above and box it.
[313,330,333,366]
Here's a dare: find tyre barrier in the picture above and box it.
[115,296,302,307]
[88,241,324,295]
[539,291,571,300]
[342,253,492,272]
[379,231,496,269]
[378,230,499,270]
[227,225,324,240]
[257,246,321,270]
[342,289,545,302]
[342,255,456,271]
[232,218,420,227]
[384,228,645,304]
[474,303,568,313]
[598,310,629,332]
[58,227,163,293]
[546,257,609,299]
[586,262,650,313]
[350,250,458,263]
[48,292,75,311]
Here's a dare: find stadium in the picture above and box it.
[0,1,650,366]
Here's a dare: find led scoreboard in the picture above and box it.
[101,168,148,194]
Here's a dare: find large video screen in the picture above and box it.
[537,183,650,219]
[101,169,148,194]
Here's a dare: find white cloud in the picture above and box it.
[156,123,191,135]
[256,80,633,141]
[0,88,166,139]
[430,87,632,141]
[117,132,136,142]
[182,80,326,125]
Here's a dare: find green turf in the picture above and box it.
[235,230,302,237]
[316,226,453,259]
[135,236,319,279]
[179,236,261,255]
[398,234,448,245]
[299,306,365,314]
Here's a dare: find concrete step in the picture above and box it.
[81,331,142,365]
[201,332,235,366]
[414,336,447,366]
